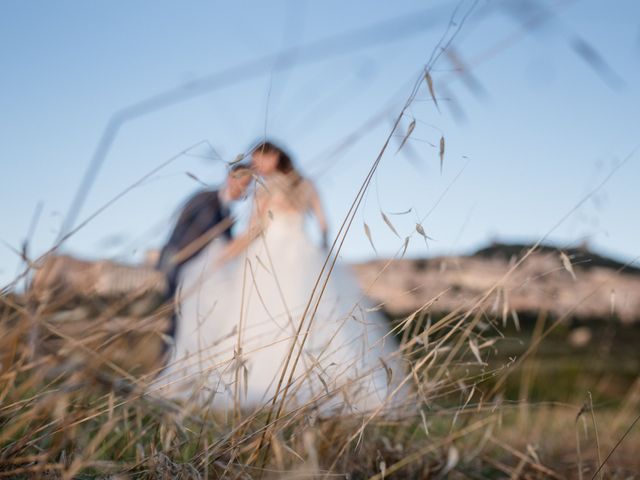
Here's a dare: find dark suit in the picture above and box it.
[158,188,232,339]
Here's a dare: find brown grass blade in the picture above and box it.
[424,70,440,113]
[415,223,433,247]
[388,208,412,215]
[560,251,577,281]
[381,211,400,238]
[396,119,416,153]
[468,338,485,365]
[364,222,377,254]
[379,358,393,388]
[401,236,410,258]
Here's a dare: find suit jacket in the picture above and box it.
[158,188,232,298]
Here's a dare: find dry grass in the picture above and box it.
[1,274,639,479]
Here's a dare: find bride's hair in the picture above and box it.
[252,141,296,175]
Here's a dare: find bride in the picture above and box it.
[155,142,407,415]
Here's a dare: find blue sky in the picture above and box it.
[1,0,639,285]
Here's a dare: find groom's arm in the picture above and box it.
[157,192,208,270]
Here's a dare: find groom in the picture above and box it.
[157,163,253,339]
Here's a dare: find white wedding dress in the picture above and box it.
[154,174,408,415]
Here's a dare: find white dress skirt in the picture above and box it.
[154,211,408,415]
[151,238,236,401]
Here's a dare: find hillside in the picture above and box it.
[353,242,640,323]
[24,241,640,326]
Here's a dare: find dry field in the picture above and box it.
[1,248,639,479]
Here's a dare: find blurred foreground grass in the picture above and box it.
[1,291,639,479]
